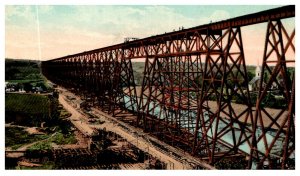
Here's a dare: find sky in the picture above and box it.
[5,5,295,65]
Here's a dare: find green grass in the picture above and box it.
[6,126,77,151]
[28,132,77,151]
[5,59,42,81]
[5,58,51,92]
[57,105,71,119]
[28,141,53,151]
[5,93,50,115]
[5,127,49,150]
[51,132,77,145]
[247,65,256,74]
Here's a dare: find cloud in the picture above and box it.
[5,5,233,60]
[12,5,290,63]
[6,22,117,60]
[67,6,200,37]
[6,6,30,18]
[38,5,54,14]
[209,10,230,22]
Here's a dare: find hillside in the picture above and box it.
[5,59,43,83]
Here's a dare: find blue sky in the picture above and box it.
[5,5,294,64]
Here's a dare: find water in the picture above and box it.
[121,95,294,166]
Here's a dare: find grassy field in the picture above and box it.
[5,93,77,151]
[6,121,77,152]
[5,59,42,82]
[5,58,50,92]
[5,127,49,150]
[5,93,50,116]
[28,132,77,151]
[6,125,76,170]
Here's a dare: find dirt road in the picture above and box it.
[58,87,215,170]
[58,93,94,136]
[6,132,57,158]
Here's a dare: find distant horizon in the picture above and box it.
[5,57,295,68]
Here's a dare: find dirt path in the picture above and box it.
[58,86,215,170]
[58,94,94,136]
[6,132,57,158]
[16,132,57,151]
[5,124,27,129]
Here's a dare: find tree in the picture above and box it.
[263,72,269,82]
[23,83,32,92]
[36,82,47,92]
[247,71,255,82]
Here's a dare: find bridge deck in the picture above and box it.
[47,5,294,61]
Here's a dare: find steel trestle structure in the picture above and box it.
[42,5,295,169]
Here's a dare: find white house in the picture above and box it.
[248,62,263,91]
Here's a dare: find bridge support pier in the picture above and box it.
[193,27,253,167]
[249,20,295,169]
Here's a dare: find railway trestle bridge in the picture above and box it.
[42,5,295,169]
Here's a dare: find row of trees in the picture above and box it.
[7,82,48,92]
